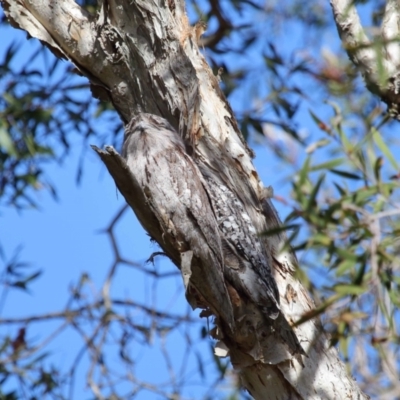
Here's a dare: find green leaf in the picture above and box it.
[299,156,311,184]
[353,262,367,285]
[309,110,331,134]
[19,173,39,186]
[330,169,362,180]
[333,182,347,196]
[372,127,398,170]
[23,134,37,156]
[373,156,383,182]
[336,259,356,276]
[310,158,344,171]
[306,173,325,211]
[261,223,300,237]
[310,233,331,246]
[0,128,17,157]
[306,138,331,154]
[309,109,324,126]
[338,126,353,153]
[334,284,365,296]
[336,248,359,262]
[10,270,42,292]
[4,41,18,66]
[351,187,378,204]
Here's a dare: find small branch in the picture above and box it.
[330,0,400,117]
[0,299,196,325]
[330,0,375,73]
[200,0,232,49]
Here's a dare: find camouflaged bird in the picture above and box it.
[123,113,280,325]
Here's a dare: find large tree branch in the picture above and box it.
[381,0,400,71]
[2,0,368,398]
[330,0,400,118]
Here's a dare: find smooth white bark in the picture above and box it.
[382,0,400,73]
[330,0,400,116]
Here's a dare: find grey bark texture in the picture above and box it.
[2,0,369,398]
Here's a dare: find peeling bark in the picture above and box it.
[2,0,369,398]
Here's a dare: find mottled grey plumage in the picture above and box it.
[122,113,234,328]
[123,113,280,327]
[202,174,281,319]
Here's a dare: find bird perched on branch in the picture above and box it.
[122,113,235,329]
[122,113,280,326]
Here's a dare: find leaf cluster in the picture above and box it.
[281,104,400,393]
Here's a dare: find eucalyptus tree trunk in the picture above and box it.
[2,0,368,398]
